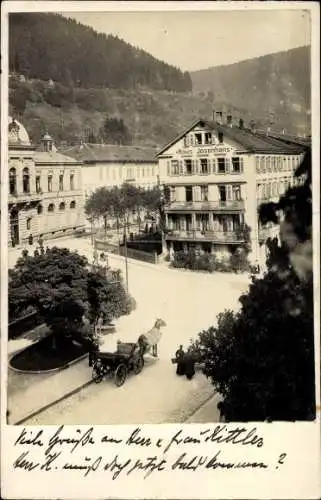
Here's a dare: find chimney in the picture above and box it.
[239,118,244,129]
[227,114,233,127]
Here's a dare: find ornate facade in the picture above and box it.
[8,118,85,246]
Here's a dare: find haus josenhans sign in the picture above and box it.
[176,145,233,156]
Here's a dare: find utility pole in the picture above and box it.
[123,215,129,292]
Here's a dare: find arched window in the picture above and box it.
[70,201,76,209]
[48,203,55,212]
[59,202,66,211]
[23,167,30,193]
[26,218,31,230]
[9,167,17,195]
[37,204,43,215]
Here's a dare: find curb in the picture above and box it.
[182,392,218,423]
[9,353,88,375]
[12,378,94,425]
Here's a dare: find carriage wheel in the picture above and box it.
[92,364,104,383]
[114,364,127,387]
[133,356,144,375]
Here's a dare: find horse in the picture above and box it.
[137,318,167,357]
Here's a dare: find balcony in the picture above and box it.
[165,200,244,213]
[8,191,42,205]
[166,229,245,244]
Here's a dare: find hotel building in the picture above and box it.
[157,116,307,266]
[8,118,85,246]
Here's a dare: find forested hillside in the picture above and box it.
[191,46,311,136]
[9,13,191,92]
[9,77,235,146]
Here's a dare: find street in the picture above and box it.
[9,237,250,424]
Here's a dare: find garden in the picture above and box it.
[9,246,134,372]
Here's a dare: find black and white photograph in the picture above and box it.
[1,2,320,498]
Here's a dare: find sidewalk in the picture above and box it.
[8,356,92,424]
[185,391,222,423]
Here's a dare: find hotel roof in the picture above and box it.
[157,119,307,156]
[64,144,159,164]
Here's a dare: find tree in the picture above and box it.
[84,187,116,237]
[8,247,131,346]
[192,150,315,421]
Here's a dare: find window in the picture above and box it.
[217,158,226,173]
[218,132,224,143]
[200,158,209,174]
[69,174,74,190]
[195,133,202,145]
[22,167,30,193]
[26,218,31,230]
[37,204,43,215]
[171,160,179,175]
[218,185,227,202]
[272,182,278,197]
[48,175,53,192]
[266,157,271,172]
[266,183,271,198]
[48,203,55,212]
[36,175,41,193]
[59,202,66,211]
[70,201,76,209]
[200,185,208,201]
[185,186,193,202]
[231,157,242,173]
[9,168,17,195]
[261,157,266,173]
[204,132,212,145]
[169,186,176,202]
[232,185,241,201]
[185,159,192,175]
[255,157,260,174]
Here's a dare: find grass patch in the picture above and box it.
[10,335,88,371]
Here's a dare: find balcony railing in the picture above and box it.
[9,191,42,204]
[166,229,245,243]
[165,200,244,212]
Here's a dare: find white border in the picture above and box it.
[1,2,320,499]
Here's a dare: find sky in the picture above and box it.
[63,8,311,71]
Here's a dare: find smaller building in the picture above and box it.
[64,143,159,198]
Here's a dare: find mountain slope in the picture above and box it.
[191,46,311,135]
[9,13,191,92]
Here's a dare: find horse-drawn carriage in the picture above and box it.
[91,318,166,387]
[92,342,144,386]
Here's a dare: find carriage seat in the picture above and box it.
[116,342,137,356]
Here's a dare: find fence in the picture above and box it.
[95,239,158,264]
[9,311,43,339]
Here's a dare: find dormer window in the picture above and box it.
[195,133,202,145]
[204,132,212,144]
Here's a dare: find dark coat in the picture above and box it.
[184,353,196,380]
[175,348,185,376]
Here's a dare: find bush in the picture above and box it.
[229,249,250,273]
